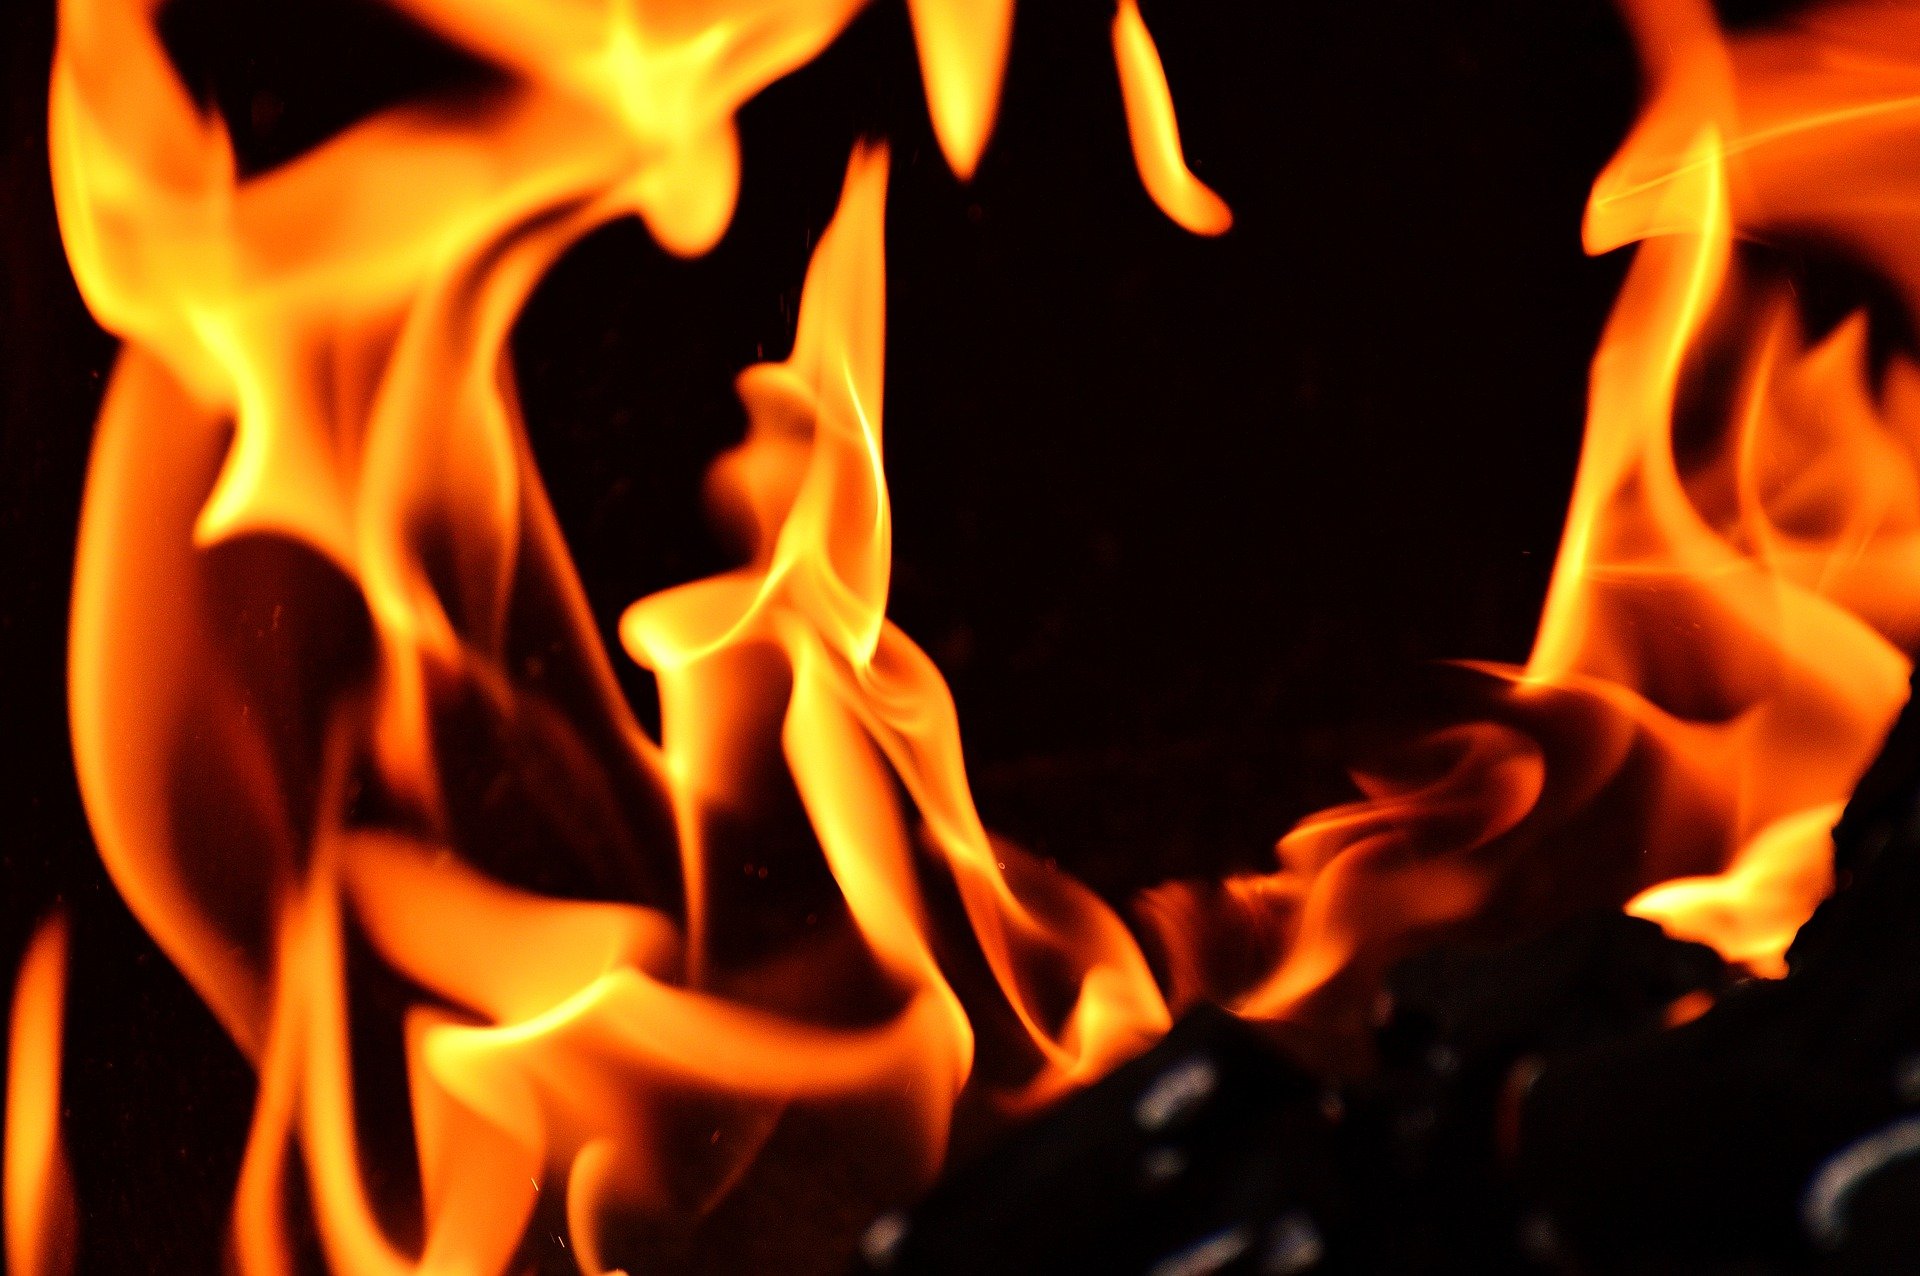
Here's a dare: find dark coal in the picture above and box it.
[853,914,1729,1274]
[1519,675,1920,1273]
[1351,910,1732,1271]
[851,1005,1345,1276]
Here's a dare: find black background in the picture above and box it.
[0,0,1776,1267]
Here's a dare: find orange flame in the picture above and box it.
[908,0,1015,180]
[5,914,74,1276]
[1112,0,1233,236]
[50,0,1188,1266]
[1145,0,1920,1046]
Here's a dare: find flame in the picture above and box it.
[1112,0,1233,236]
[1629,803,1841,978]
[1145,0,1920,1042]
[907,0,1015,180]
[5,914,74,1276]
[50,0,1186,1266]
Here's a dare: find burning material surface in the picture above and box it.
[11,0,1920,1271]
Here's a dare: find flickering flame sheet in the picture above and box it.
[13,0,1920,1270]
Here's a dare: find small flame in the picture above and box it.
[5,914,74,1276]
[1112,0,1233,236]
[907,0,1016,180]
[1628,804,1840,979]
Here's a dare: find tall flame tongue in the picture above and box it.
[5,916,75,1276]
[1147,0,1920,1056]
[49,0,1208,1265]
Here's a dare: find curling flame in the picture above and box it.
[1531,0,1920,969]
[51,0,1185,1267]
[1145,0,1920,1047]
[1112,0,1233,236]
[5,915,74,1276]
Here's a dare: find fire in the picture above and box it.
[1146,0,1920,1045]
[44,0,1218,1267]
[27,0,1920,1265]
[5,915,74,1276]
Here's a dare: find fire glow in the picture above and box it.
[11,0,1920,1270]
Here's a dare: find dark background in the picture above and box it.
[0,0,1742,1267]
